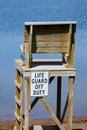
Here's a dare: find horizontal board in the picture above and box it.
[33,33,68,42]
[33,25,69,33]
[32,46,69,53]
[32,42,69,48]
[24,21,77,26]
[24,34,69,43]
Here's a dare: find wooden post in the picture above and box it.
[24,77,30,130]
[68,76,75,130]
[25,25,33,68]
[68,24,76,68]
[20,74,23,130]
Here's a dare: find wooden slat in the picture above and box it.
[24,34,68,42]
[16,87,20,100]
[32,42,68,47]
[32,41,69,53]
[40,97,65,130]
[33,34,69,42]
[15,96,21,106]
[15,111,21,122]
[15,80,21,90]
[32,46,69,53]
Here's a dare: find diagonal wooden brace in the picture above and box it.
[40,97,65,130]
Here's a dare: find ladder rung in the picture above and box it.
[14,126,17,130]
[14,111,21,122]
[15,96,21,106]
[15,80,21,89]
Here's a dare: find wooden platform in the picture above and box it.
[15,59,76,77]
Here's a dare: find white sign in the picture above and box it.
[30,71,49,97]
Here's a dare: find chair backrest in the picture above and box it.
[23,22,76,68]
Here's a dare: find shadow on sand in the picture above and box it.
[29,125,83,130]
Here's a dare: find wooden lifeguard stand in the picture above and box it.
[14,21,76,130]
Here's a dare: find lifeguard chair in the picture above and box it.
[14,21,77,130]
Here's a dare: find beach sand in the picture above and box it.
[0,116,87,130]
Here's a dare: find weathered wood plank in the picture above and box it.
[32,42,69,47]
[33,34,69,42]
[32,46,69,53]
[15,80,21,90]
[24,77,30,130]
[24,21,77,26]
[68,24,76,67]
[15,96,21,106]
[68,77,75,130]
[15,111,21,122]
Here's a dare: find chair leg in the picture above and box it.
[68,76,75,130]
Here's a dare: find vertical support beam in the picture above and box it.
[25,25,33,68]
[20,74,23,130]
[56,77,62,130]
[68,76,75,130]
[24,77,30,130]
[29,25,33,67]
[68,24,76,67]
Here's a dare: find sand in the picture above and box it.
[0,116,87,130]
